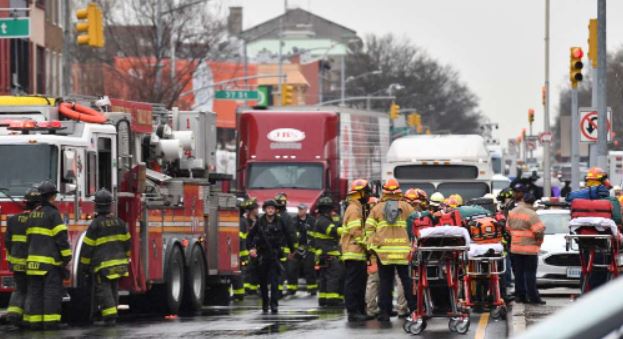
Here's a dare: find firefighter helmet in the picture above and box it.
[242,197,258,210]
[382,178,402,194]
[445,196,460,208]
[37,181,58,196]
[415,188,428,201]
[585,167,608,183]
[24,187,40,209]
[317,196,334,209]
[404,188,419,203]
[274,192,288,207]
[429,192,445,207]
[349,179,370,195]
[449,194,463,207]
[262,199,278,209]
[95,189,113,213]
[497,187,513,202]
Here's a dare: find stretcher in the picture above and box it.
[403,226,471,335]
[565,217,621,294]
[464,243,507,319]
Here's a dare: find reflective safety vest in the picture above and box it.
[25,203,72,275]
[340,200,366,261]
[5,211,30,272]
[507,202,545,255]
[365,198,414,265]
[79,214,131,280]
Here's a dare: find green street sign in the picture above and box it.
[0,18,30,39]
[214,90,258,101]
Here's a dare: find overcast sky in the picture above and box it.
[226,0,623,143]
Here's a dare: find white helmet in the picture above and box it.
[429,192,445,207]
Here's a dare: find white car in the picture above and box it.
[491,174,511,197]
[536,208,581,287]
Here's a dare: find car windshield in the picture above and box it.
[538,212,571,235]
[437,182,490,201]
[492,180,510,190]
[0,144,58,196]
[247,163,323,190]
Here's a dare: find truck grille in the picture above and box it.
[544,253,581,267]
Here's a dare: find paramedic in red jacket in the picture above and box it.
[507,183,546,305]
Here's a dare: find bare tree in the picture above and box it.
[345,34,483,134]
[72,0,236,107]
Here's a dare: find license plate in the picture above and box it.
[566,267,581,278]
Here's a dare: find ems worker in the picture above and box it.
[5,188,40,326]
[79,189,131,324]
[365,178,416,322]
[507,183,545,305]
[313,196,344,307]
[247,200,294,313]
[286,204,317,296]
[23,181,72,330]
[341,179,372,322]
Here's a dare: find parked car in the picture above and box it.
[491,174,511,197]
[536,208,580,287]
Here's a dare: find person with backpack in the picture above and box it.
[365,178,415,322]
[507,183,545,305]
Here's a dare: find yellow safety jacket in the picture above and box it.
[365,197,414,265]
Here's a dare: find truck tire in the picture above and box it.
[157,245,185,314]
[181,245,206,313]
[205,282,231,306]
[66,286,93,323]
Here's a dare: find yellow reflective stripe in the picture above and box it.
[83,236,96,246]
[318,292,343,299]
[11,234,27,242]
[365,218,378,227]
[244,283,258,290]
[52,224,67,235]
[43,314,61,322]
[23,314,43,323]
[102,307,118,317]
[7,255,27,265]
[232,288,245,295]
[239,232,248,240]
[344,220,362,229]
[282,247,291,254]
[342,252,367,261]
[61,249,72,257]
[286,284,298,290]
[26,224,67,237]
[95,233,130,246]
[239,250,250,257]
[326,224,336,235]
[376,220,407,229]
[80,257,91,265]
[27,255,61,265]
[312,232,333,240]
[326,250,341,256]
[94,258,129,273]
[106,272,128,279]
[7,306,23,315]
[306,284,318,289]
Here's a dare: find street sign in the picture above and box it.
[526,136,539,151]
[214,90,258,101]
[579,107,612,142]
[0,17,30,39]
[539,131,553,143]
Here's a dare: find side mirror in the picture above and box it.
[63,183,77,195]
[63,150,77,181]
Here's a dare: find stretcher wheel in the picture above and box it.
[490,306,507,320]
[455,317,470,334]
[405,319,426,335]
[448,318,459,332]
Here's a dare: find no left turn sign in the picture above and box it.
[579,108,612,142]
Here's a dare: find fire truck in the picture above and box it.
[0,96,239,319]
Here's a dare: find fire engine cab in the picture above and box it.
[0,96,239,319]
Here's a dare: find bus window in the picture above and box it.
[437,182,490,201]
[394,165,479,180]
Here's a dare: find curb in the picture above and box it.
[507,303,526,337]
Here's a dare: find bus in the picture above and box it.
[382,135,493,200]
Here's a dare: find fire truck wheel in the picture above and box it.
[161,245,186,314]
[182,245,206,313]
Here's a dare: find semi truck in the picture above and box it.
[237,106,390,212]
[383,134,493,200]
[0,96,238,320]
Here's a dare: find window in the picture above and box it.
[0,144,58,196]
[87,152,97,196]
[437,182,490,201]
[247,163,323,190]
[539,213,571,235]
[10,39,30,93]
[36,46,46,94]
[98,138,112,191]
[394,165,479,180]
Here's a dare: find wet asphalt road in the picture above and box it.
[1,293,507,339]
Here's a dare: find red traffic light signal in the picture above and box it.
[571,47,583,59]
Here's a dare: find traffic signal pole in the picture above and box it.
[596,0,608,168]
[571,87,580,190]
[62,1,71,95]
[543,0,552,197]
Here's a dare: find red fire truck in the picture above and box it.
[237,106,390,212]
[0,96,239,319]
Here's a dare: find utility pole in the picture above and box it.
[277,0,286,106]
[340,55,345,105]
[542,0,552,197]
[571,87,580,190]
[62,1,71,96]
[596,0,608,168]
[155,0,163,97]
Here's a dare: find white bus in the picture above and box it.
[383,135,493,200]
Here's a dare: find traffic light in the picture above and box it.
[407,113,423,133]
[588,18,598,67]
[281,84,294,106]
[569,47,583,88]
[75,3,105,48]
[389,103,400,120]
[528,108,535,124]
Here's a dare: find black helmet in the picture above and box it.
[38,181,58,196]
[262,199,278,209]
[94,189,113,213]
[24,187,40,209]
[242,197,258,210]
[317,196,334,208]
[496,187,513,202]
[274,193,287,207]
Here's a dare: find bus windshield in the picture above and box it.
[437,182,490,201]
[247,163,323,190]
[394,165,479,180]
[0,144,58,196]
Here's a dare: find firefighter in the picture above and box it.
[242,198,260,296]
[365,178,416,322]
[365,196,381,317]
[341,179,372,322]
[313,196,344,307]
[275,192,295,296]
[231,197,250,302]
[286,204,317,296]
[23,181,72,330]
[5,188,40,326]
[507,183,546,305]
[79,189,131,325]
[429,192,445,213]
[247,200,294,313]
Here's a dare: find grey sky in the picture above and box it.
[226,0,623,144]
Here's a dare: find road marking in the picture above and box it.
[474,313,490,339]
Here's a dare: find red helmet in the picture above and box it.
[404,188,419,203]
[382,178,402,195]
[349,178,370,195]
